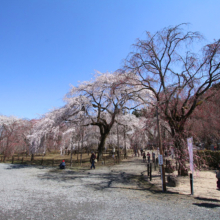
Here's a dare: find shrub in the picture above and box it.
[197,150,220,169]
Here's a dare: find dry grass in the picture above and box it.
[0,151,131,169]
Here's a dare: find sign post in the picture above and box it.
[187,137,194,195]
[158,154,164,189]
[158,154,163,165]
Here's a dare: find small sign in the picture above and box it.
[158,155,163,165]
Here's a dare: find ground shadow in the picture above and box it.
[5,164,35,169]
[194,197,220,203]
[193,203,220,208]
[37,167,184,199]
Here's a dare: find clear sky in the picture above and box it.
[0,0,219,119]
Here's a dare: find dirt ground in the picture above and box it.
[150,168,220,199]
[136,151,220,199]
[1,154,220,219]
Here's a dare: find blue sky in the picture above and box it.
[0,0,219,119]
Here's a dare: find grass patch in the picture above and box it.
[0,152,128,169]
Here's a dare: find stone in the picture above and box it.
[167,175,179,187]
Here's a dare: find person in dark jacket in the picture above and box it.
[143,151,146,162]
[90,152,96,169]
[147,152,150,163]
[59,160,65,169]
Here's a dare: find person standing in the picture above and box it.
[147,152,150,163]
[152,152,155,163]
[143,151,146,162]
[140,148,143,156]
[90,152,96,169]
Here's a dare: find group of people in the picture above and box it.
[141,150,155,163]
[59,152,97,170]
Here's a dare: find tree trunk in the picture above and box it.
[97,133,108,160]
[31,153,34,162]
[124,125,127,158]
[173,134,188,176]
[77,142,79,162]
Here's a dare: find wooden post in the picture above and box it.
[190,173,194,195]
[147,163,150,176]
[150,163,152,181]
[70,139,73,167]
[80,151,82,166]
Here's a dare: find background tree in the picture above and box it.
[0,116,33,158]
[64,71,143,159]
[185,83,220,149]
[122,24,220,174]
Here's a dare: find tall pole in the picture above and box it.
[80,110,85,166]
[70,137,73,167]
[156,104,166,192]
[117,112,120,162]
[124,125,127,158]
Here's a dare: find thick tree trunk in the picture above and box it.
[174,134,188,176]
[97,133,108,160]
[31,153,34,162]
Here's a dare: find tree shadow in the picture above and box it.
[193,203,220,208]
[194,197,220,203]
[5,164,35,169]
[36,167,183,198]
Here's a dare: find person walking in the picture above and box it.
[90,152,96,169]
[143,151,146,162]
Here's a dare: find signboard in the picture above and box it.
[158,154,163,165]
[187,137,193,173]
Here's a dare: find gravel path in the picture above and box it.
[0,158,220,220]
